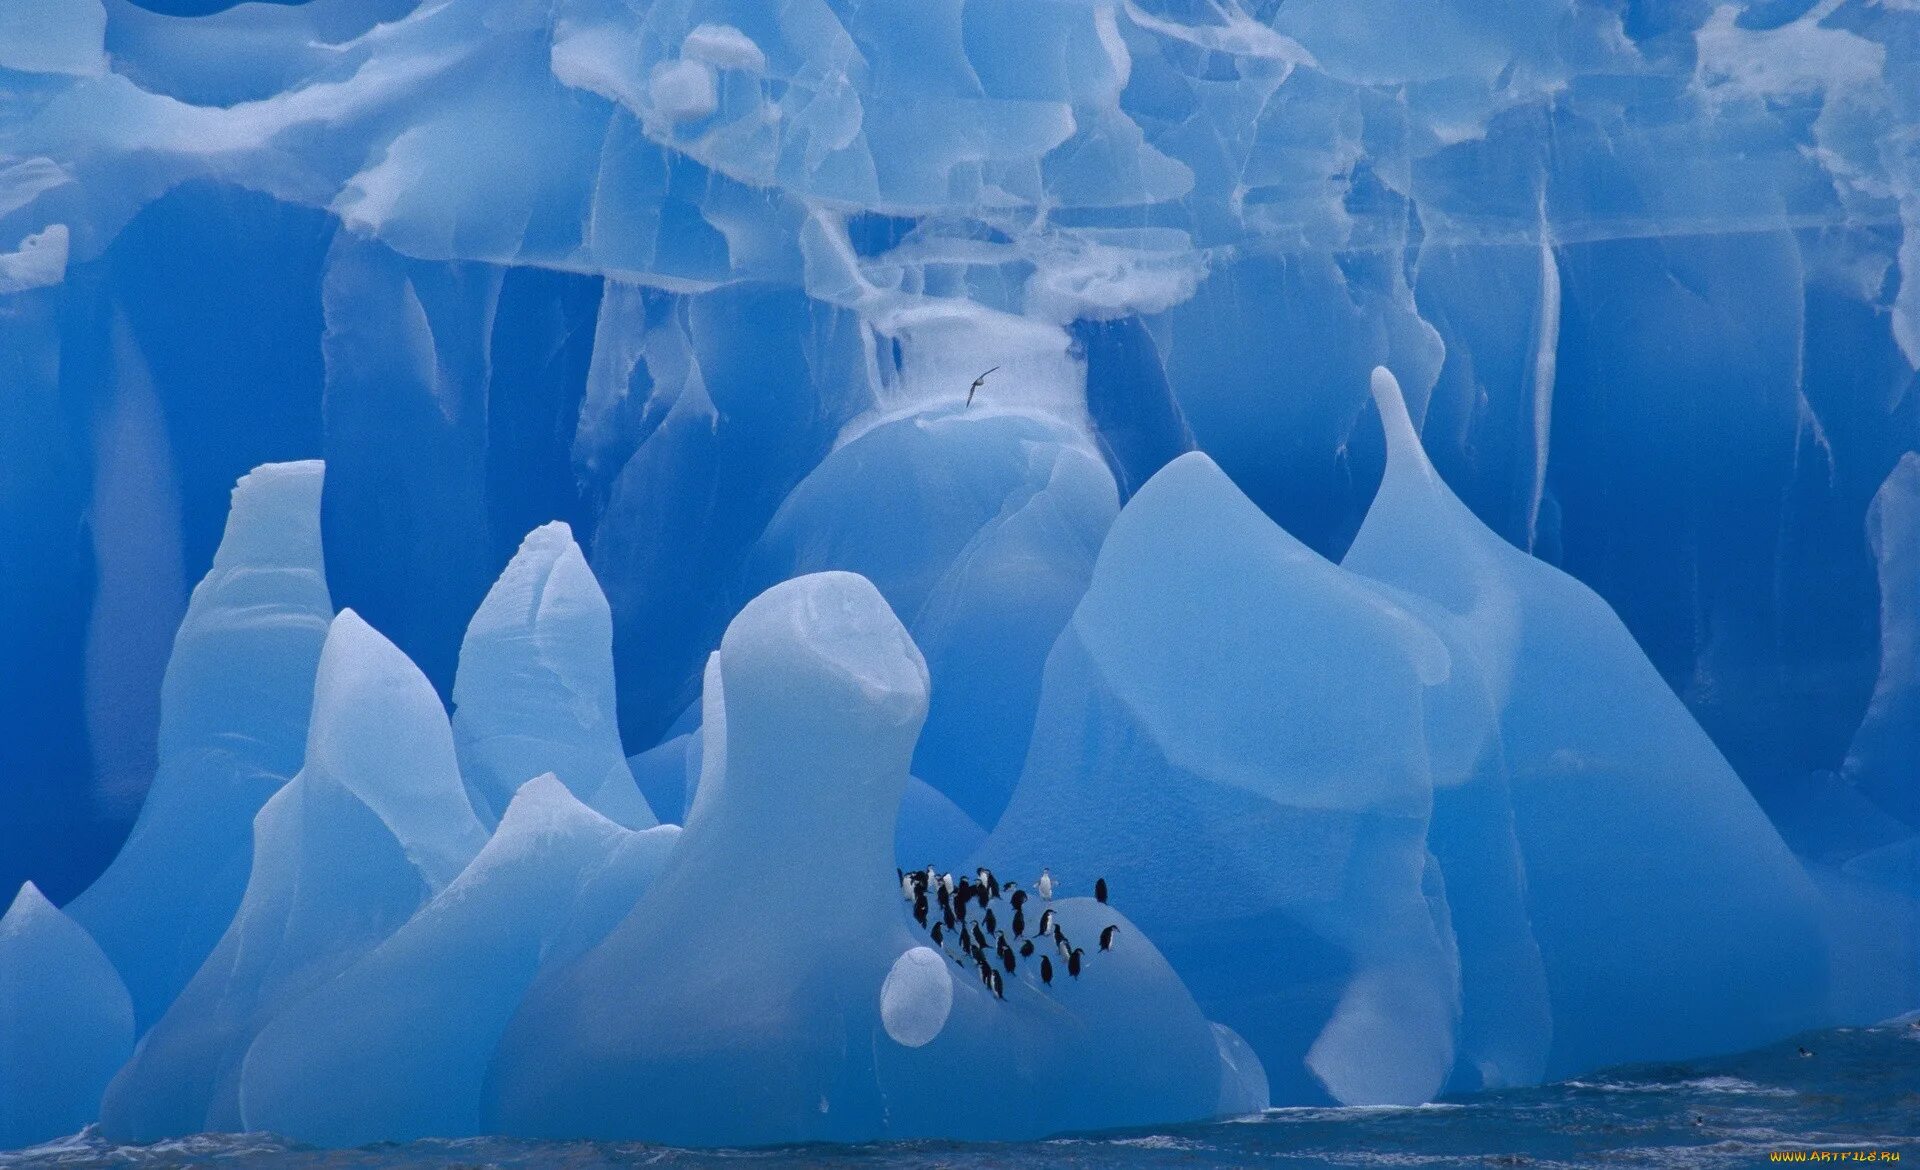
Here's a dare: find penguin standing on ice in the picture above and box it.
[1011,907,1025,937]
[1100,924,1119,951]
[1068,948,1083,978]
[1019,939,1035,958]
[1095,877,1108,904]
[1040,955,1054,985]
[983,908,997,935]
[978,868,1000,900]
[1037,909,1054,937]
[930,922,944,946]
[1009,889,1028,913]
[1037,868,1054,900]
[913,891,929,927]
[1054,927,1071,957]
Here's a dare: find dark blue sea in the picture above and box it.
[8,1022,1914,1170]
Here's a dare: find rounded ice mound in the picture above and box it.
[880,947,952,1048]
[487,571,1251,1145]
[485,572,931,1146]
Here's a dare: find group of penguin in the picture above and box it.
[898,865,1119,1000]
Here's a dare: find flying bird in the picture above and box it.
[967,366,999,407]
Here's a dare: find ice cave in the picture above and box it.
[0,0,1917,1158]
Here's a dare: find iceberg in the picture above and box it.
[488,571,1248,1144]
[239,774,679,1147]
[67,461,331,1033]
[452,521,655,828]
[1344,368,1828,1078]
[979,450,1460,1107]
[99,610,487,1141]
[0,883,132,1150]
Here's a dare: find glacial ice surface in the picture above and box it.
[3,0,1919,1151]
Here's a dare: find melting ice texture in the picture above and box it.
[2,0,1920,1153]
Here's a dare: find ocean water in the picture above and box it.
[8,1023,1914,1169]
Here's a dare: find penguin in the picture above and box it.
[991,969,1005,999]
[913,892,929,927]
[930,922,944,946]
[1009,889,1028,913]
[1797,1046,1816,1058]
[1037,909,1054,937]
[1040,955,1054,985]
[899,869,911,900]
[977,868,1000,900]
[956,896,969,924]
[937,884,952,914]
[1019,939,1035,958]
[1037,868,1054,900]
[976,884,990,910]
[983,908,997,935]
[1000,943,1016,974]
[1011,907,1025,937]
[1054,927,1070,957]
[955,876,973,906]
[1068,948,1083,978]
[1095,877,1108,904]
[939,872,953,895]
[1100,924,1118,951]
[972,923,988,952]
[942,905,956,931]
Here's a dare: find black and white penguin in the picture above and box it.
[1037,909,1054,937]
[984,908,997,935]
[1037,868,1054,900]
[1011,907,1025,937]
[955,877,973,906]
[1040,955,1054,985]
[1009,889,1028,913]
[1019,939,1035,958]
[1054,928,1070,958]
[972,923,988,952]
[1797,1046,1816,1058]
[930,922,944,946]
[955,896,969,924]
[978,868,1000,900]
[913,892,929,927]
[1068,948,1083,978]
[999,943,1016,974]
[899,869,911,900]
[1100,924,1119,951]
[1095,877,1108,904]
[991,969,1005,999]
[937,884,952,914]
[942,904,956,931]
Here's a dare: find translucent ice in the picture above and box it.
[67,461,332,1033]
[453,522,654,828]
[0,883,132,1150]
[1343,368,1827,1079]
[748,408,1119,827]
[488,572,1248,1144]
[981,451,1459,1107]
[99,610,487,1141]
[239,775,679,1147]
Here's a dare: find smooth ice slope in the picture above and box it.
[980,451,1460,1107]
[99,610,488,1141]
[1343,368,1827,1078]
[488,572,1246,1145]
[749,408,1119,827]
[68,461,331,1033]
[453,522,655,828]
[0,883,132,1150]
[239,775,680,1146]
